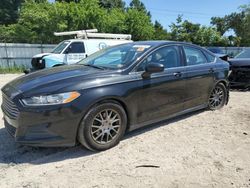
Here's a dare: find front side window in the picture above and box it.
[184,46,208,66]
[51,41,70,54]
[137,46,180,71]
[65,42,85,54]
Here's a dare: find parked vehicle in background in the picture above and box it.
[207,47,229,61]
[228,49,250,89]
[28,29,132,72]
[207,47,224,54]
[2,41,229,151]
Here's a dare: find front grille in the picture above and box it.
[2,94,20,120]
[31,57,45,70]
[4,121,16,137]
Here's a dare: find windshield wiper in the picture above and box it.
[82,64,106,70]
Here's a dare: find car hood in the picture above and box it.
[3,65,120,97]
[228,58,250,67]
[33,53,52,58]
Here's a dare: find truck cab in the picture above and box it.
[29,29,132,72]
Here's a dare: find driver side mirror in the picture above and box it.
[142,63,164,78]
[64,46,72,54]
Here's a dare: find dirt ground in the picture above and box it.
[0,74,249,188]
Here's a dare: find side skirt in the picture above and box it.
[128,104,207,131]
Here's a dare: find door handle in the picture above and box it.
[209,68,215,73]
[173,72,182,77]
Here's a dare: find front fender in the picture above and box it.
[43,54,65,68]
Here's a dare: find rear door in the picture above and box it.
[182,46,216,109]
[134,45,187,124]
[64,42,86,64]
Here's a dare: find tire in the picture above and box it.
[208,83,228,110]
[77,102,127,151]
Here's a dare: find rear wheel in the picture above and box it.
[208,83,227,110]
[78,102,127,151]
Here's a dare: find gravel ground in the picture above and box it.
[0,74,249,188]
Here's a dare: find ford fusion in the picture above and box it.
[1,41,230,151]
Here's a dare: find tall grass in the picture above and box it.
[0,65,25,74]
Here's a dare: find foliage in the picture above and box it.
[99,0,125,10]
[211,3,250,46]
[125,8,154,41]
[0,65,25,74]
[153,21,170,40]
[0,0,24,25]
[169,15,229,46]
[0,0,249,46]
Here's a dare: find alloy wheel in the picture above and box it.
[209,86,225,109]
[91,109,121,144]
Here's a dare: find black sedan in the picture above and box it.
[1,41,230,151]
[228,49,250,89]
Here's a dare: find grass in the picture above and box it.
[0,66,26,74]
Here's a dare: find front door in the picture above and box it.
[64,42,86,64]
[134,45,187,124]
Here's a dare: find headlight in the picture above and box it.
[22,91,80,106]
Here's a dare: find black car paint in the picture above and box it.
[228,58,250,88]
[1,41,230,147]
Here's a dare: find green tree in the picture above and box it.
[129,0,146,12]
[211,3,250,46]
[153,21,169,40]
[99,0,125,10]
[170,15,228,46]
[210,17,229,35]
[125,8,154,40]
[0,0,24,25]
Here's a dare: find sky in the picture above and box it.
[124,0,250,29]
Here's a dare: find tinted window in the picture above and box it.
[184,46,207,65]
[235,49,250,58]
[204,51,216,62]
[137,46,180,71]
[52,41,70,54]
[66,42,85,53]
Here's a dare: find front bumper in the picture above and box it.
[229,66,250,89]
[2,101,84,147]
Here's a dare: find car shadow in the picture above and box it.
[0,127,96,165]
[230,88,250,92]
[0,109,205,165]
[125,109,205,140]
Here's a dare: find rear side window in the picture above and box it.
[66,42,85,53]
[184,46,208,66]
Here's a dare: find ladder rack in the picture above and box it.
[54,29,132,40]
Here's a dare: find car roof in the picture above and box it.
[130,40,198,47]
[65,39,193,45]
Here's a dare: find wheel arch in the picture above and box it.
[76,96,131,142]
[213,79,230,105]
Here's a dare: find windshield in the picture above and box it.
[51,41,70,54]
[235,49,250,58]
[78,43,152,69]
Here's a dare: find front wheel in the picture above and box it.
[78,102,127,151]
[208,83,228,110]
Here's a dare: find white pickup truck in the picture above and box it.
[30,29,132,71]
